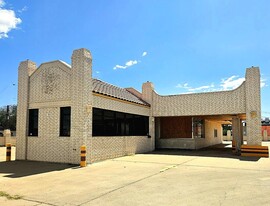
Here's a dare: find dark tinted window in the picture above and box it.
[28,109,39,136]
[60,107,71,136]
[93,108,149,136]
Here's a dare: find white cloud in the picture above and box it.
[113,60,138,70]
[126,60,138,67]
[177,74,268,94]
[176,82,215,93]
[188,83,215,92]
[113,51,147,70]
[220,75,245,90]
[261,78,267,88]
[18,6,28,13]
[0,1,22,39]
[114,65,126,70]
[0,0,5,7]
[176,83,190,89]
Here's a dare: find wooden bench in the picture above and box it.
[241,145,269,157]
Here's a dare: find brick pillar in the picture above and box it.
[16,60,37,160]
[70,48,92,164]
[245,67,261,145]
[232,116,241,155]
[142,81,155,151]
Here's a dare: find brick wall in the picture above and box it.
[16,48,153,164]
[153,83,246,117]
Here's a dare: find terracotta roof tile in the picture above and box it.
[92,79,149,106]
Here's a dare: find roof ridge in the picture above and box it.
[92,78,150,106]
[93,78,126,91]
[125,89,149,105]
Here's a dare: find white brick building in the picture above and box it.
[16,48,261,164]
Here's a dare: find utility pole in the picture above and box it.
[5,105,10,129]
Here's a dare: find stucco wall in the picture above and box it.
[156,118,222,150]
[195,120,222,149]
[157,138,196,149]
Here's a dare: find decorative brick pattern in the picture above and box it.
[92,136,151,162]
[245,67,261,145]
[16,48,261,164]
[153,83,246,117]
[17,48,154,164]
[92,93,153,163]
[29,61,71,104]
[151,67,261,148]
[27,107,71,163]
[16,60,37,160]
[70,48,93,164]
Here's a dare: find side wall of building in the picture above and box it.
[24,61,73,163]
[152,67,261,148]
[92,94,153,162]
[195,120,222,149]
[16,48,154,164]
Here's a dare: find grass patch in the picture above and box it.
[0,191,22,200]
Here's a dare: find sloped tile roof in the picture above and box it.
[92,79,149,106]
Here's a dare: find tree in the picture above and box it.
[0,105,17,131]
[222,124,232,136]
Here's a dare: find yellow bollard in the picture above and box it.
[80,145,87,167]
[6,143,11,161]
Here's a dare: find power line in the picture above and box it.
[0,83,16,95]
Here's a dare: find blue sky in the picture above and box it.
[0,0,269,118]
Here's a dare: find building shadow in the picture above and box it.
[151,143,261,162]
[0,160,75,178]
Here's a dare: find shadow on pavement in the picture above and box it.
[0,160,75,178]
[152,143,261,162]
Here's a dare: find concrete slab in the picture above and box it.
[1,145,270,205]
[0,197,39,206]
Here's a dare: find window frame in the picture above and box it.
[214,129,218,138]
[60,107,71,137]
[28,109,39,136]
[92,108,149,137]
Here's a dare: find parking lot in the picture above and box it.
[1,145,270,206]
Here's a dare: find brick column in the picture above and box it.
[245,67,261,145]
[16,60,37,160]
[142,81,155,151]
[70,48,92,164]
